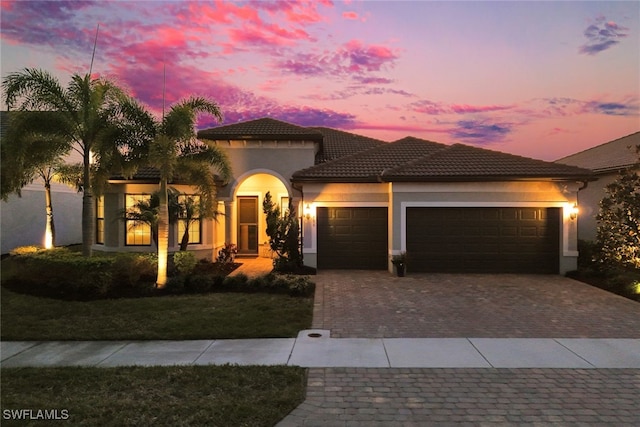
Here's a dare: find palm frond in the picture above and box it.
[2,68,74,113]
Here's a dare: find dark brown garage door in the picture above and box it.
[406,207,559,273]
[317,207,388,269]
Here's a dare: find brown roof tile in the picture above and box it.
[293,137,447,182]
[382,143,593,181]
[198,117,323,141]
[309,127,385,163]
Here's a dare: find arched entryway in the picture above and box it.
[233,172,290,255]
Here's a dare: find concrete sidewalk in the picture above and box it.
[2,330,639,369]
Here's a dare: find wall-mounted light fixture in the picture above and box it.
[304,203,315,225]
[569,203,579,220]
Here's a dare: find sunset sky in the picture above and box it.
[1,0,638,160]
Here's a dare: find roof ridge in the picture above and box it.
[308,126,387,144]
[382,142,450,176]
[293,139,391,176]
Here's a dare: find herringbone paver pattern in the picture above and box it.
[312,272,640,338]
[280,368,640,426]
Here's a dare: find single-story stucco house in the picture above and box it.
[556,131,640,242]
[97,117,592,275]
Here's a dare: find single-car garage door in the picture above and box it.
[317,207,388,269]
[406,207,559,273]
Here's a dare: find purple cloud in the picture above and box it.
[1,0,98,53]
[273,39,399,82]
[579,16,629,55]
[451,120,512,144]
[583,100,638,116]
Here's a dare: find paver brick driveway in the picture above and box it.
[312,272,640,338]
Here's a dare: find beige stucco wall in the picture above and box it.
[206,140,317,200]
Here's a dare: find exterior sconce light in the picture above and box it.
[569,203,579,220]
[304,203,315,225]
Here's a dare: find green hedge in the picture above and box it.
[166,272,315,297]
[4,248,314,300]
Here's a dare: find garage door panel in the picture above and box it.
[318,207,388,270]
[407,207,559,274]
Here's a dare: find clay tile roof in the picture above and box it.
[109,166,160,182]
[555,131,640,173]
[198,117,323,141]
[293,136,447,182]
[309,127,385,163]
[382,143,593,181]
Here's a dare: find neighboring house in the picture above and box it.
[556,131,640,242]
[0,111,83,254]
[98,117,591,275]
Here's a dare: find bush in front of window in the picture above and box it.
[173,251,197,275]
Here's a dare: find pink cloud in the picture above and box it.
[343,11,359,20]
[411,100,514,115]
[274,39,400,81]
[450,104,514,114]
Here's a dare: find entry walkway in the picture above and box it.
[2,331,639,368]
[228,256,274,278]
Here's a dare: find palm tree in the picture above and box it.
[148,97,231,287]
[1,111,83,248]
[2,69,154,256]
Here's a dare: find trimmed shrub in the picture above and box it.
[165,275,186,294]
[112,253,157,287]
[185,274,216,293]
[9,248,114,298]
[173,251,197,275]
[222,273,249,291]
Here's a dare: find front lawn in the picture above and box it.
[1,286,312,340]
[1,365,306,426]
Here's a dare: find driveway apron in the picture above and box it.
[279,271,640,426]
[311,271,640,338]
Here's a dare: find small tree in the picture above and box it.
[262,191,302,271]
[1,111,83,248]
[596,145,640,270]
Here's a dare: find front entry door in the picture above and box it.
[238,197,258,255]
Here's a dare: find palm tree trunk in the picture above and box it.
[156,178,169,287]
[81,152,94,257]
[44,182,55,249]
[179,221,190,251]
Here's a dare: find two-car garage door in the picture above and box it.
[316,206,560,274]
[406,207,560,274]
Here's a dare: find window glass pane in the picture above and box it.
[178,219,201,244]
[125,194,151,246]
[281,197,289,216]
[96,196,105,244]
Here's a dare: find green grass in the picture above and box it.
[1,255,312,340]
[1,365,306,426]
[1,286,312,340]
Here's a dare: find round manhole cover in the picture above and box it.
[307,333,322,338]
